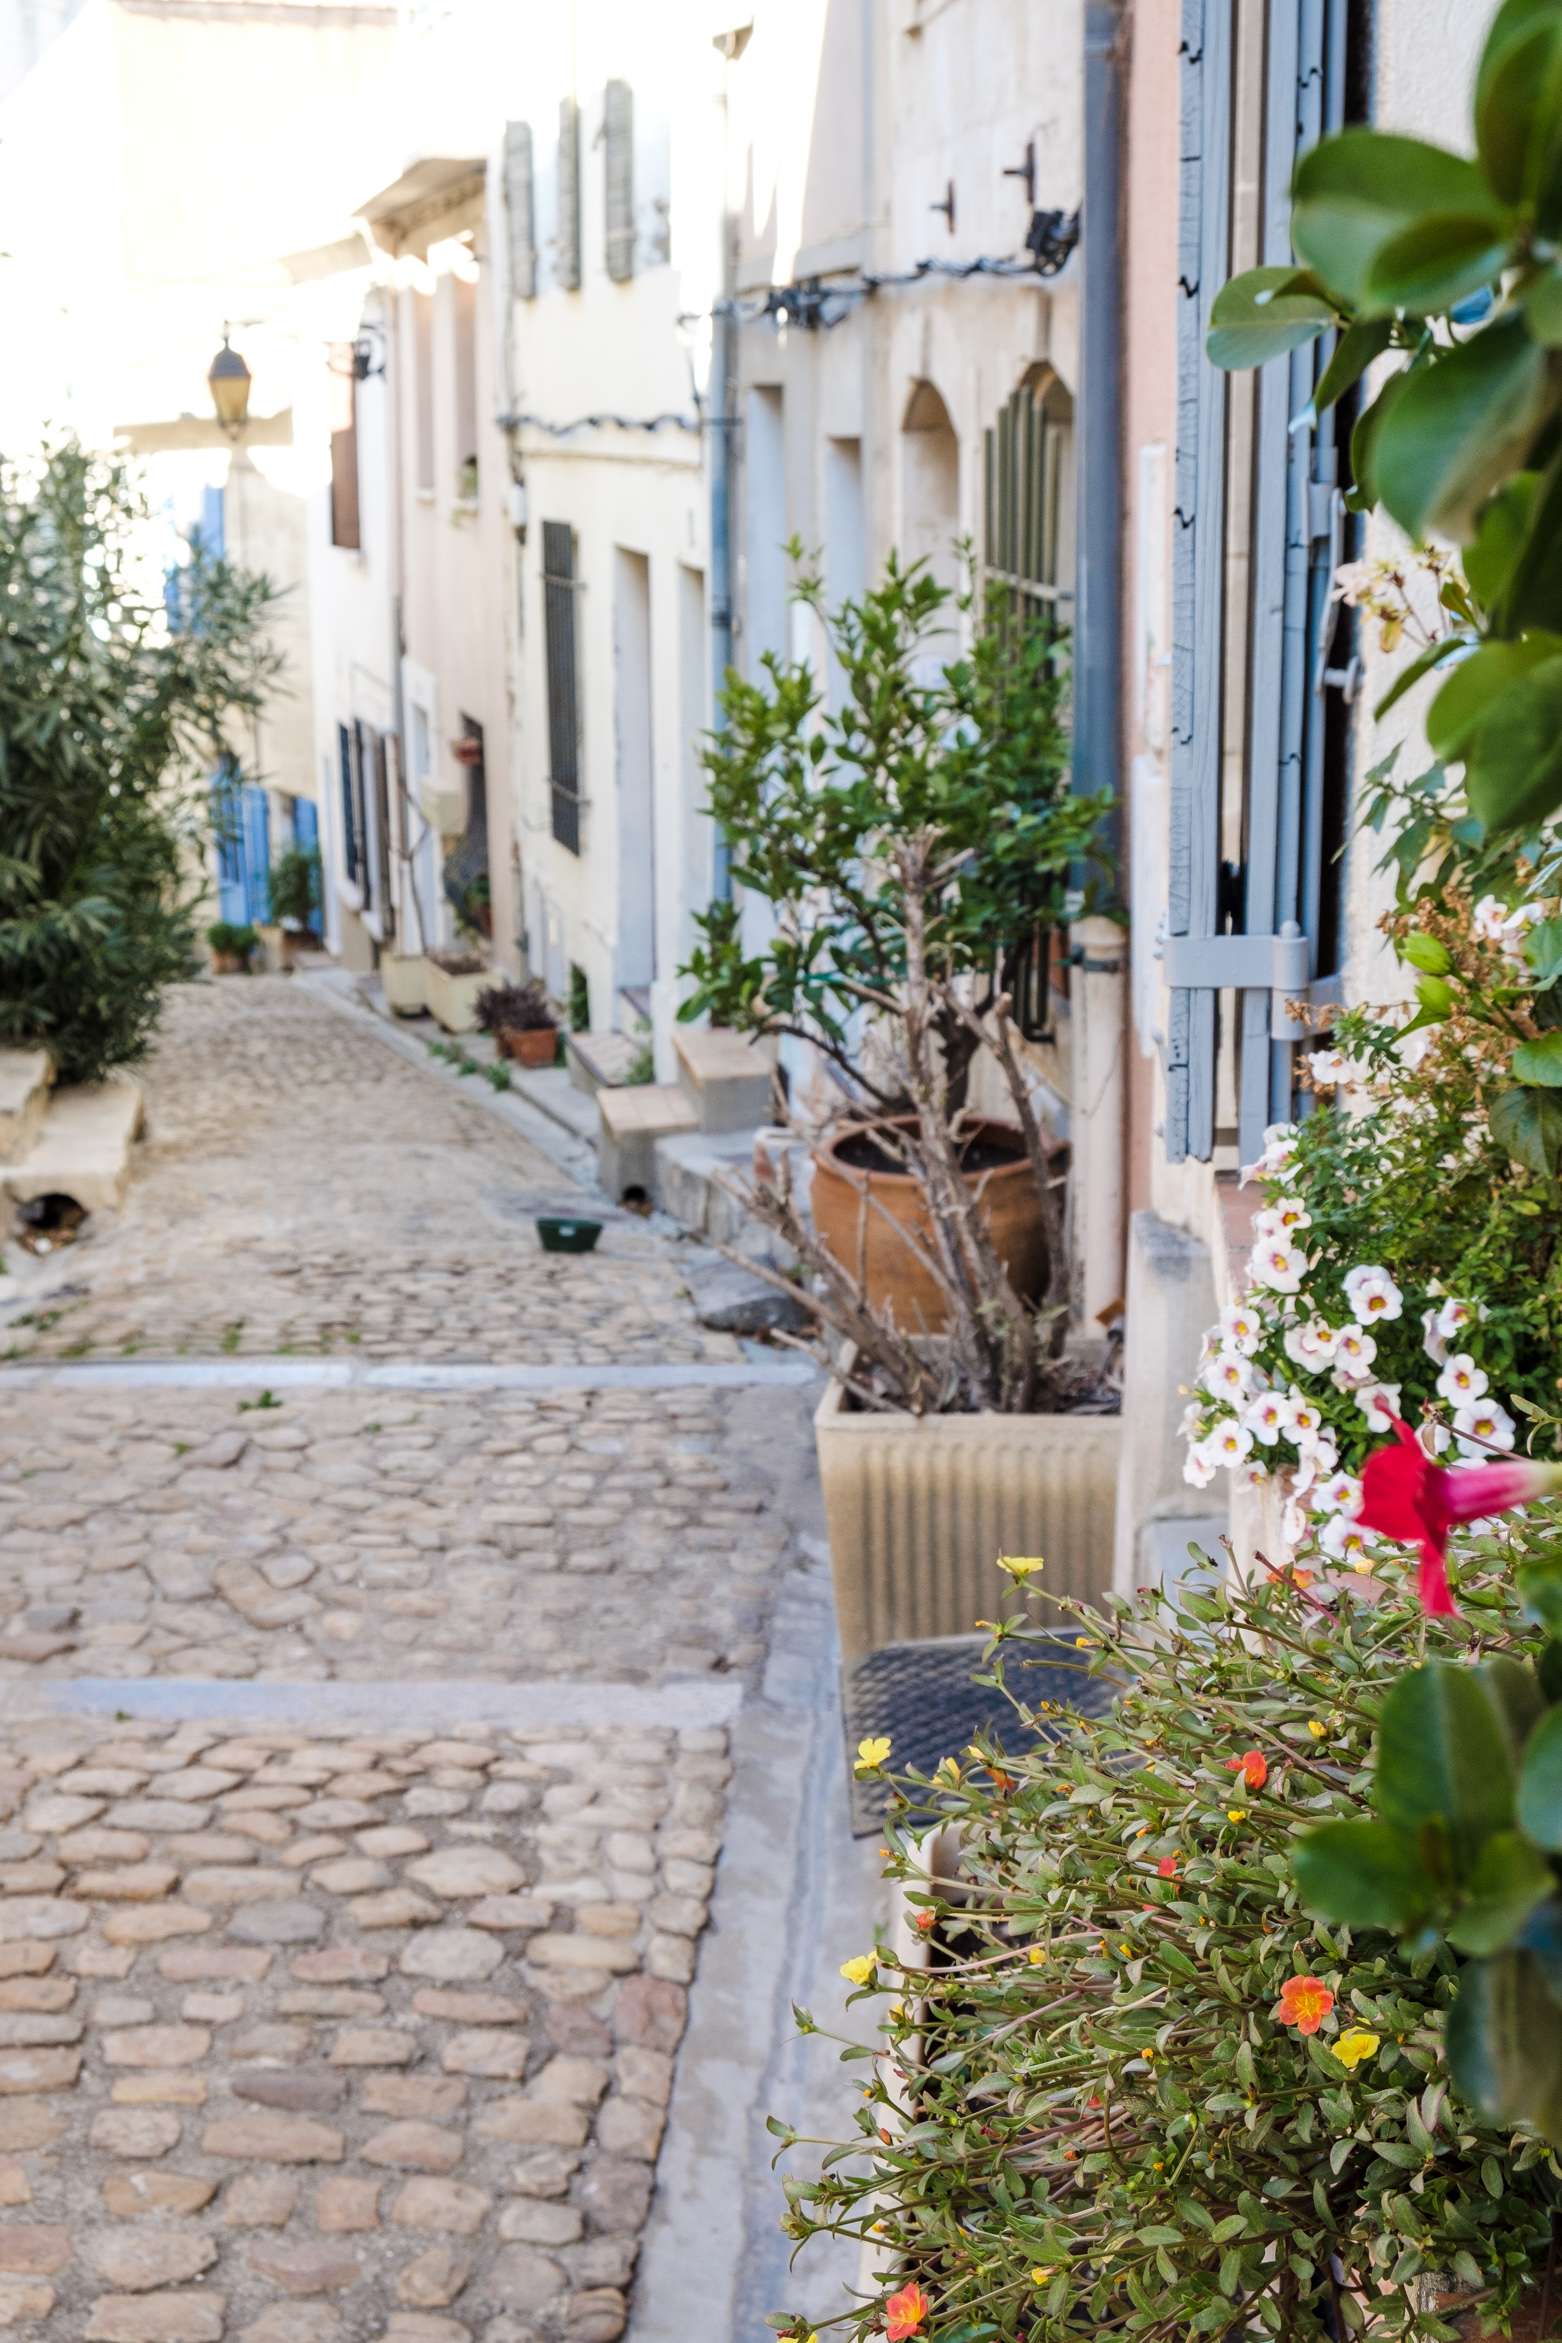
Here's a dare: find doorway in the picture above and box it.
[613,548,655,996]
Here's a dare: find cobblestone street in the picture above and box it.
[0,979,864,2343]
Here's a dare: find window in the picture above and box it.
[413,292,434,494]
[542,521,583,853]
[453,272,479,501]
[983,365,1074,637]
[329,359,361,550]
[337,723,363,886]
[604,79,634,281]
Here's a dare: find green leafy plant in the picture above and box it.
[680,546,1104,1112]
[267,843,320,932]
[474,978,557,1035]
[206,921,259,964]
[0,440,282,1079]
[777,1568,1562,2341]
[1209,0,1562,839]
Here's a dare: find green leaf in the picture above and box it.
[1292,131,1501,306]
[1525,914,1562,984]
[1476,1,1562,223]
[1526,268,1562,345]
[1464,654,1562,830]
[1482,1652,1545,1747]
[1312,316,1394,414]
[1519,1707,1562,1848]
[1490,1083,1562,1173]
[1512,1032,1562,1085]
[1493,452,1562,634]
[1376,1662,1517,1867]
[1373,313,1550,542]
[1293,1818,1434,1932]
[1464,472,1539,610]
[1372,634,1470,723]
[1415,973,1453,1017]
[1448,1831,1554,1953]
[1402,932,1452,973]
[1445,1951,1562,2142]
[1518,1562,1562,1631]
[1349,371,1407,510]
[1206,266,1337,369]
[1364,213,1513,314]
[1425,634,1562,762]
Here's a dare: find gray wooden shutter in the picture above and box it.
[1164,0,1350,1167]
[504,122,536,300]
[542,522,582,853]
[556,97,581,292]
[603,79,635,282]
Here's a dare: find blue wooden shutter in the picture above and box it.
[1165,0,1351,1167]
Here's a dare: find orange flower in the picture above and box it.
[1156,1855,1178,1879]
[886,2280,931,2339]
[1275,1973,1334,2035]
[1225,1749,1268,1790]
[914,1908,937,1934]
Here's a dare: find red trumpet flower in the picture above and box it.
[1357,1416,1562,1617]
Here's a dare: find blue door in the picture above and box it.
[213,764,272,926]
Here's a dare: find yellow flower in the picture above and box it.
[1142,2046,1156,2062]
[1118,1941,1132,1957]
[1075,1635,1097,1650]
[1028,1945,1048,1965]
[1226,1807,1247,1823]
[998,1553,1046,1580]
[932,1755,963,1787]
[1331,2027,1381,2072]
[854,1736,892,1773]
[1307,1719,1326,1740]
[1031,2266,1056,2284]
[840,1954,876,1988]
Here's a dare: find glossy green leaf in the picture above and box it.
[1364,213,1513,315]
[1464,654,1562,830]
[1292,130,1500,305]
[1425,635,1562,761]
[1402,931,1452,973]
[1292,1819,1434,1932]
[1481,1653,1545,1748]
[1524,915,1562,985]
[1477,1,1562,226]
[1376,1662,1517,1866]
[1512,1032,1562,1085]
[1348,371,1408,510]
[1312,316,1394,414]
[1445,1950,1562,2140]
[1373,313,1550,542]
[1372,634,1468,722]
[1450,1835,1554,1954]
[1525,269,1562,344]
[1490,1082,1562,1173]
[1206,267,1337,369]
[1464,473,1539,609]
[1493,453,1562,634]
[1519,1562,1562,1631]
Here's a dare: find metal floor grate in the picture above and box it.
[841,1633,1115,1835]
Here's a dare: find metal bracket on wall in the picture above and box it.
[1162,922,1309,1041]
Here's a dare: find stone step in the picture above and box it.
[0,1049,54,1166]
[0,1077,145,1214]
[596,1083,698,1203]
[672,1026,776,1134]
[565,1029,645,1096]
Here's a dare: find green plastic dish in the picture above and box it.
[536,1215,603,1254]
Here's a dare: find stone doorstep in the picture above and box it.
[565,1031,644,1097]
[653,1129,765,1248]
[671,1028,776,1136]
[0,1076,144,1214]
[0,1050,53,1169]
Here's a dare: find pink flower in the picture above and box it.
[1356,1417,1562,1617]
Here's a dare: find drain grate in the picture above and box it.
[841,1634,1114,1835]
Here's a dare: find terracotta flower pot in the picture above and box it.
[499,1025,558,1069]
[810,1116,1052,1332]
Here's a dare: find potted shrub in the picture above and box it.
[775,1563,1562,2341]
[474,977,560,1068]
[680,551,1119,1651]
[424,948,490,1035]
[261,841,320,970]
[206,919,259,974]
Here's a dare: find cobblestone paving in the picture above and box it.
[0,977,814,2340]
[0,1386,783,1683]
[4,981,736,1367]
[0,1714,724,2342]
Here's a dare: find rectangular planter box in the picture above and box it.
[380,955,429,1017]
[815,1376,1122,1664]
[425,961,490,1034]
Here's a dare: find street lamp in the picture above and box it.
[207,333,252,436]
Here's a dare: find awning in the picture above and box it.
[356,157,485,259]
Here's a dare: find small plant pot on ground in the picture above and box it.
[474,978,560,1067]
[498,1026,559,1069]
[815,1364,1121,1665]
[206,921,258,976]
[380,955,429,1017]
[425,953,490,1035]
[811,1117,1055,1332]
[535,1215,602,1254]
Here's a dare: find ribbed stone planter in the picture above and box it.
[815,1373,1121,1664]
[425,961,490,1035]
[380,955,428,1017]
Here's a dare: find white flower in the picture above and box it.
[1219,1303,1264,1358]
[1251,1239,1307,1295]
[1354,1382,1402,1433]
[1427,1421,1452,1455]
[1244,1122,1300,1183]
[1309,1434,1339,1475]
[1200,1352,1253,1403]
[1291,1452,1320,1497]
[1421,1307,1448,1367]
[1284,1388,1325,1445]
[1331,1324,1377,1384]
[1315,1469,1362,1516]
[1178,1399,1203,1438]
[1435,1297,1483,1343]
[1236,1458,1271,1489]
[1283,1317,1339,1372]
[1244,1391,1290,1447]
[1398,1028,1432,1070]
[1343,1265,1404,1324]
[1256,1197,1312,1239]
[1202,1421,1255,1471]
[1454,1399,1516,1457]
[1474,894,1509,943]
[1283,1496,1312,1545]
[1436,1353,1489,1405]
[1184,1445,1217,1489]
[1307,1048,1350,1088]
[1320,1510,1377,1563]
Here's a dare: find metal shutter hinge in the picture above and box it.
[1162,922,1309,1039]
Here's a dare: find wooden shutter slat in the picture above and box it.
[604,79,635,282]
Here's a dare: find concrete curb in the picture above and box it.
[0,1356,821,1394]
